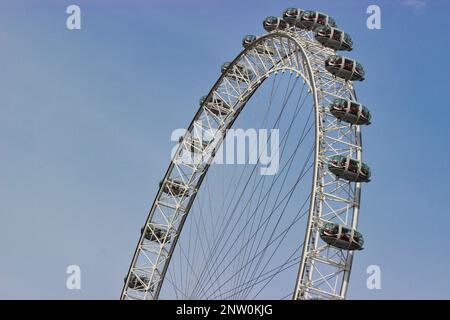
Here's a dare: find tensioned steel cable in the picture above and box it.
[192,81,314,298]
[196,94,312,298]
[189,78,298,298]
[165,66,316,299]
[171,74,285,298]
[186,73,301,298]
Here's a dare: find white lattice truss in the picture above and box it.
[122,28,364,300]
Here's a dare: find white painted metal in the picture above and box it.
[122,23,366,300]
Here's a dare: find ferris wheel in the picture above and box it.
[121,8,372,300]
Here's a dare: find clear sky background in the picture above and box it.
[0,0,449,299]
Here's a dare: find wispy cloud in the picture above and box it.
[401,0,427,14]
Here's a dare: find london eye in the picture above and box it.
[122,7,372,300]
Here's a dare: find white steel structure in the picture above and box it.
[122,11,369,300]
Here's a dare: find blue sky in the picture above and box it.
[0,0,449,299]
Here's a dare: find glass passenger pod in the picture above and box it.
[159,178,189,196]
[329,98,371,125]
[200,95,232,117]
[263,16,289,32]
[242,35,257,48]
[299,11,337,31]
[314,26,353,51]
[141,225,172,243]
[221,61,255,82]
[242,35,275,56]
[282,8,304,26]
[325,55,365,81]
[320,222,364,251]
[328,155,371,182]
[126,274,154,291]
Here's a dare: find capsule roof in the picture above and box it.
[264,16,279,24]
[284,7,300,16]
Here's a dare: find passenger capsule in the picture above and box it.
[200,95,232,117]
[126,274,153,291]
[242,35,276,56]
[141,225,171,243]
[221,61,255,82]
[160,178,189,196]
[329,98,371,125]
[325,55,365,81]
[282,8,304,26]
[320,222,364,251]
[315,26,353,51]
[328,155,371,182]
[242,35,257,48]
[263,16,289,32]
[298,11,337,30]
